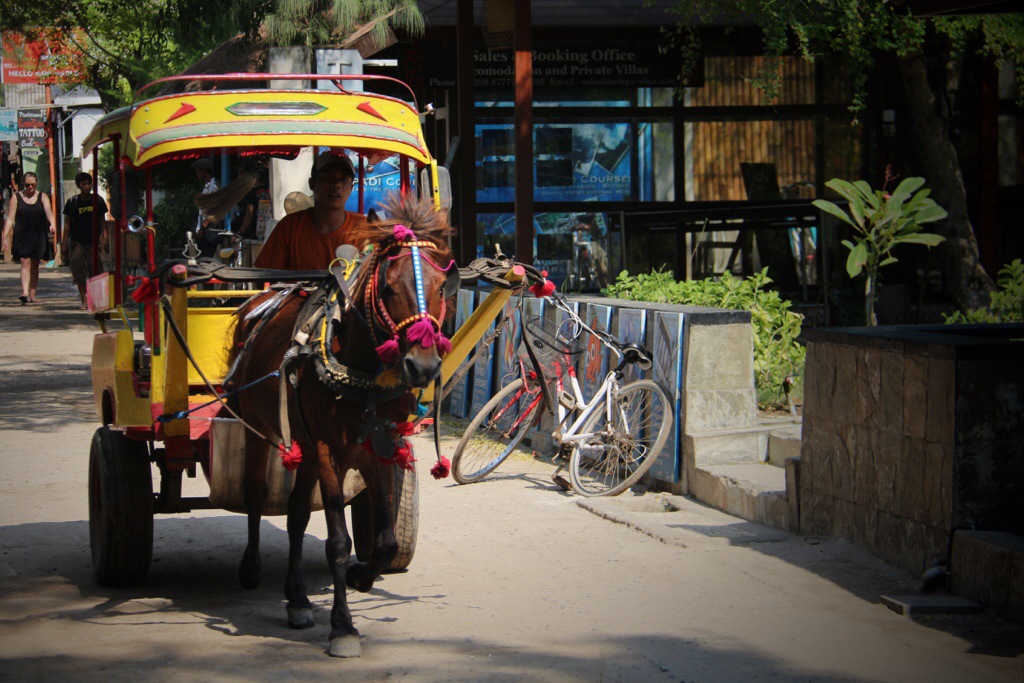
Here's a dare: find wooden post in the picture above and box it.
[45,84,60,265]
[513,0,533,265]
[456,0,476,264]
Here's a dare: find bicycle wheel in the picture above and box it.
[570,379,672,497]
[451,378,540,484]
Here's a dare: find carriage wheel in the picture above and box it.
[88,426,154,586]
[351,464,419,573]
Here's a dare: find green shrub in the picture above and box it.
[943,259,1024,324]
[606,268,805,408]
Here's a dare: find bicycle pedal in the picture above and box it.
[552,474,572,491]
[558,390,577,410]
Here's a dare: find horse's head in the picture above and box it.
[354,195,458,388]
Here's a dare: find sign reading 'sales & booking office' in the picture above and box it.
[397,43,701,90]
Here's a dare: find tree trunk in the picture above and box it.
[898,50,994,312]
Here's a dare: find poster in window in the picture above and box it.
[476,123,632,203]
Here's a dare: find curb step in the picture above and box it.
[687,463,791,532]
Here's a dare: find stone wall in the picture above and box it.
[800,325,1024,578]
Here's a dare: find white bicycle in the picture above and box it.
[451,292,672,496]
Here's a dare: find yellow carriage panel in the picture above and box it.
[91,330,151,427]
[185,306,239,387]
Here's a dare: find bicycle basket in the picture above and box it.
[522,315,585,371]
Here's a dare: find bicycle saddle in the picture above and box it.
[621,343,653,371]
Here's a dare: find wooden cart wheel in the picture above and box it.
[352,465,418,573]
[88,426,154,586]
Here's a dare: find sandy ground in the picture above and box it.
[0,263,1021,682]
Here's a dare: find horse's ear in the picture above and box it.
[442,266,461,299]
[367,208,380,224]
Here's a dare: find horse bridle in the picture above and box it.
[364,225,459,364]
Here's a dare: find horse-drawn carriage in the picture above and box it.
[82,73,538,657]
[83,72,663,657]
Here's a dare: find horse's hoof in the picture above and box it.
[238,556,262,590]
[328,634,361,658]
[345,561,376,593]
[287,607,315,629]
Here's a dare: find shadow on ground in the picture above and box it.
[0,515,870,681]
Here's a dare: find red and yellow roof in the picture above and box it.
[83,77,432,168]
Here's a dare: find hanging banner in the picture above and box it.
[0,109,18,142]
[17,108,47,152]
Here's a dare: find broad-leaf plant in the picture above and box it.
[813,177,946,326]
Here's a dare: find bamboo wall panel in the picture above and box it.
[684,56,818,200]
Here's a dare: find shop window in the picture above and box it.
[477,211,620,291]
[684,119,816,201]
[476,122,634,203]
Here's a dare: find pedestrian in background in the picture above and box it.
[2,171,56,304]
[193,158,220,257]
[62,172,108,309]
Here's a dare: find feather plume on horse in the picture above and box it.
[228,192,457,658]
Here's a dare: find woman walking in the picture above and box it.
[2,172,56,304]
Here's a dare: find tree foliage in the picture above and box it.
[0,0,425,108]
[652,1,1024,115]
[263,0,423,47]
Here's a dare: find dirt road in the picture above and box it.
[0,264,1021,681]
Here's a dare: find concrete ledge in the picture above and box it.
[688,463,789,531]
[686,430,766,467]
[879,594,984,617]
[767,427,802,467]
[952,530,1024,622]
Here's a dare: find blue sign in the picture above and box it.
[469,292,497,417]
[580,304,612,403]
[616,308,647,385]
[447,289,476,418]
[0,110,17,142]
[650,311,685,484]
[344,153,410,215]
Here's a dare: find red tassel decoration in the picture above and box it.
[435,334,452,356]
[393,441,416,471]
[376,336,401,363]
[530,279,556,298]
[278,442,303,471]
[130,277,159,304]
[430,456,451,480]
[406,317,436,348]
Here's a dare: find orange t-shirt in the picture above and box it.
[254,208,367,270]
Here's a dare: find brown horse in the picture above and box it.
[229,194,458,657]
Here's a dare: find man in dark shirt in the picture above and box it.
[62,172,108,308]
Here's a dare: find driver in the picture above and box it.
[254,151,366,270]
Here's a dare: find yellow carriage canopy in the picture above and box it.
[82,73,433,168]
